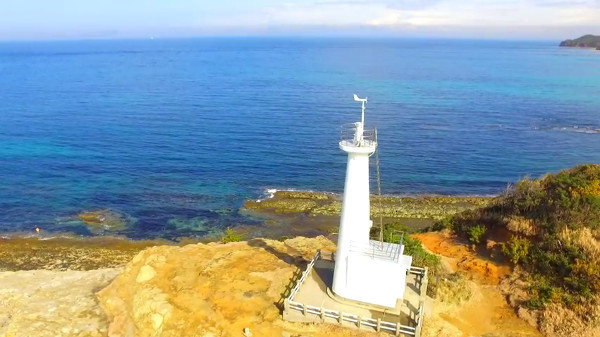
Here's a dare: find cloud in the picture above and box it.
[206,0,600,30]
[365,0,600,27]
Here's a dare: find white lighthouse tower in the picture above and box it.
[332,95,413,308]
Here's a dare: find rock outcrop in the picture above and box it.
[0,268,119,337]
[96,236,373,337]
[244,190,491,220]
[0,236,158,271]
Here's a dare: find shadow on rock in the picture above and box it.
[247,238,306,266]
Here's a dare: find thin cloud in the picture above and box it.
[2,0,600,40]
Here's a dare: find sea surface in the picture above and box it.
[0,38,599,239]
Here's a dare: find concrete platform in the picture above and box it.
[283,251,427,336]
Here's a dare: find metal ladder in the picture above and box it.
[373,129,385,246]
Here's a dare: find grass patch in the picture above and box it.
[221,227,243,243]
[436,272,472,305]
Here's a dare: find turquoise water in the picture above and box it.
[0,38,599,239]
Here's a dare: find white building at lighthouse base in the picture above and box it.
[336,240,413,308]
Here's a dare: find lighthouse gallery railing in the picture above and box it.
[340,123,377,148]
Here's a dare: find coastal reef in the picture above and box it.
[244,190,491,220]
[0,237,160,271]
[559,34,600,49]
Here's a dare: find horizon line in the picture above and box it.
[0,34,564,43]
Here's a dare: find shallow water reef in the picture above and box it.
[244,190,492,221]
[78,209,132,233]
[0,236,163,271]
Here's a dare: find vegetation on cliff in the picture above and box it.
[448,164,600,333]
[559,34,600,49]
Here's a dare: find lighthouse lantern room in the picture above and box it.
[332,95,413,308]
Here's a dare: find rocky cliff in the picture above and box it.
[0,234,543,337]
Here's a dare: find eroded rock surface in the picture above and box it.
[97,236,374,337]
[0,268,119,337]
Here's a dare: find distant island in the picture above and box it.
[559,34,600,50]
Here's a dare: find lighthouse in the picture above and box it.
[332,95,413,308]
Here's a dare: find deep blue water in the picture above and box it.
[0,38,599,239]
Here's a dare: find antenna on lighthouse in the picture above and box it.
[353,94,367,126]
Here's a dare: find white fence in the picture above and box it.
[284,250,428,336]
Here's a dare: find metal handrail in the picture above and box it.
[289,250,321,300]
[348,240,400,261]
[340,123,377,147]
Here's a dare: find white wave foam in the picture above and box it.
[551,126,600,134]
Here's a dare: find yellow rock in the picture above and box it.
[96,237,375,337]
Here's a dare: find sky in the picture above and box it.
[1,0,599,40]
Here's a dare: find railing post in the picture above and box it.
[338,311,343,324]
[284,298,290,313]
[421,268,429,296]
[395,322,401,336]
[302,303,307,316]
[415,300,425,337]
[320,307,325,322]
[415,321,422,337]
[376,318,381,332]
[357,316,362,328]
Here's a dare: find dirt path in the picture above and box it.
[414,231,541,337]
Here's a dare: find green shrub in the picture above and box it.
[431,216,453,231]
[468,224,487,244]
[221,227,243,243]
[526,278,555,309]
[501,235,531,264]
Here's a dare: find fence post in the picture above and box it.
[302,303,307,316]
[415,301,425,337]
[421,267,429,295]
[376,318,381,332]
[395,322,401,336]
[338,311,343,324]
[320,307,325,322]
[357,316,362,328]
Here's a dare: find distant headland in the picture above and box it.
[559,34,600,50]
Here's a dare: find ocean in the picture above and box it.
[0,37,599,239]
